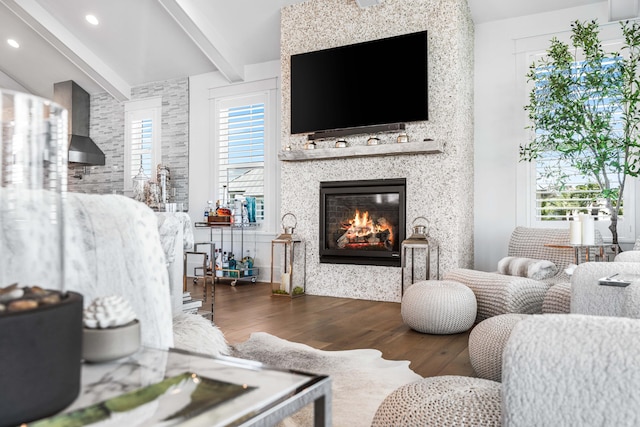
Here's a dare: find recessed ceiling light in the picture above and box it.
[7,39,19,48]
[85,14,99,25]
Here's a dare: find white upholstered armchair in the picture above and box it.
[444,227,601,321]
[467,258,640,383]
[63,193,228,356]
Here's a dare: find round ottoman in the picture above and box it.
[372,376,501,427]
[401,281,477,334]
[468,313,530,381]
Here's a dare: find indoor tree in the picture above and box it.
[521,19,640,248]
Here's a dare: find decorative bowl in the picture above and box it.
[82,319,141,363]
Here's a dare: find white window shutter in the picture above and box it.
[215,95,266,220]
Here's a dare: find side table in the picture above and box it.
[543,243,609,264]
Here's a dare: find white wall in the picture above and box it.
[474,1,639,272]
[188,60,281,281]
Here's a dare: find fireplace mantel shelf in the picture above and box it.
[278,139,444,162]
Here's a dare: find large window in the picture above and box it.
[216,98,265,219]
[210,79,277,225]
[124,97,162,193]
[525,50,635,241]
[535,154,623,221]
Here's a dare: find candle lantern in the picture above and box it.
[401,216,439,295]
[270,213,306,297]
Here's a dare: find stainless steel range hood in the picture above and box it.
[53,81,106,166]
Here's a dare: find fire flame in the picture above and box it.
[341,210,393,243]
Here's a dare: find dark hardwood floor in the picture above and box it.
[186,278,475,379]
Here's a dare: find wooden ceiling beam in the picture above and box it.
[159,0,244,83]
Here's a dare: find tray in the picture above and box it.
[31,372,254,426]
[208,215,231,224]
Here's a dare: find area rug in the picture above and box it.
[231,332,422,427]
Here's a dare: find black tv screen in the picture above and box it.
[290,31,428,135]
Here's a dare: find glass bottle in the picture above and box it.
[228,253,237,278]
[243,250,254,276]
[215,249,223,277]
[222,252,229,276]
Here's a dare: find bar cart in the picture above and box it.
[193,221,259,286]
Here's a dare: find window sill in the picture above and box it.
[278,139,443,162]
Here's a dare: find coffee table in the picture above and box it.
[57,346,331,426]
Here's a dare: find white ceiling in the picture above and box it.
[468,0,605,24]
[0,0,607,101]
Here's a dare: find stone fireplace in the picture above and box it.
[319,179,406,267]
[279,0,474,303]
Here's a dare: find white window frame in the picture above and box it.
[519,43,637,243]
[209,78,277,229]
[124,97,162,194]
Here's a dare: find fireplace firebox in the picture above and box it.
[319,179,406,266]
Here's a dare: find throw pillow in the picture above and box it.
[497,256,558,280]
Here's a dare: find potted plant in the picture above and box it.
[520,20,640,249]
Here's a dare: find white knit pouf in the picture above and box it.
[401,281,477,334]
[372,376,501,427]
[468,313,529,381]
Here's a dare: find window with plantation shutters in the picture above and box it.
[124,97,162,193]
[210,78,277,228]
[524,48,635,242]
[535,154,623,221]
[531,57,624,222]
[215,93,267,220]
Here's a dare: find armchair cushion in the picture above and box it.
[614,250,640,262]
[444,269,549,322]
[497,256,557,280]
[570,262,640,318]
[502,314,640,426]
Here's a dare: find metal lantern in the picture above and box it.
[270,213,306,297]
[401,216,439,295]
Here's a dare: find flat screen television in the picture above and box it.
[290,30,428,136]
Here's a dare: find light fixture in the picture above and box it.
[7,39,19,48]
[85,14,99,25]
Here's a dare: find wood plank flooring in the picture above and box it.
[186,279,475,379]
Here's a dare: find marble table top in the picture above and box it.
[59,346,331,426]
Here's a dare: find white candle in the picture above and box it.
[569,220,582,245]
[281,272,291,293]
[580,214,595,245]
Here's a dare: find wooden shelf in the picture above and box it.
[278,139,443,162]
